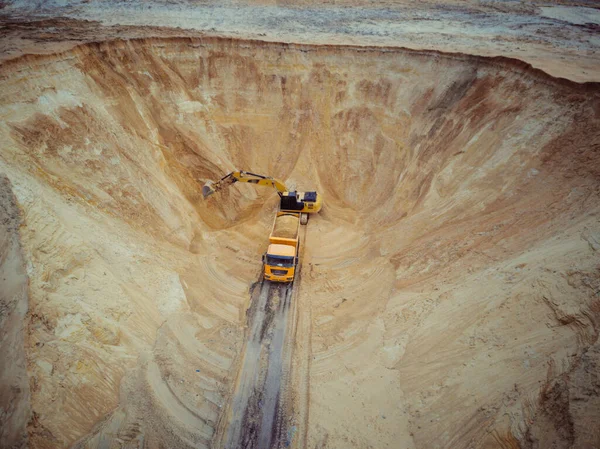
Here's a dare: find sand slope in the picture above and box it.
[0,37,598,448]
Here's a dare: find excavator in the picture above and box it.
[202,170,322,225]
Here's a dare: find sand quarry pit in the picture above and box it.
[0,36,600,449]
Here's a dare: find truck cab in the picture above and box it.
[263,244,297,282]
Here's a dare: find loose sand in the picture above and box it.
[273,215,300,240]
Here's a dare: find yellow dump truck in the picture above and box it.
[263,212,300,282]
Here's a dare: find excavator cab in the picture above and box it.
[279,192,303,211]
[280,191,321,212]
[279,191,321,224]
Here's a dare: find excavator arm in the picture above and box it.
[202,170,288,198]
[202,169,322,218]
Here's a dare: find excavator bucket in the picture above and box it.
[202,180,216,199]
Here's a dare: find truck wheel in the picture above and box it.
[300,213,308,225]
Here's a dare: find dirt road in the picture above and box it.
[221,279,295,449]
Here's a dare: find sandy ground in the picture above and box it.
[0,2,599,449]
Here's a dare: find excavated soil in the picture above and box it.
[0,36,600,449]
[272,215,299,240]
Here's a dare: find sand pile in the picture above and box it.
[0,37,598,449]
[272,215,299,240]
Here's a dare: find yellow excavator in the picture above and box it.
[202,170,322,225]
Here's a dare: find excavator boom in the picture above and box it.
[202,170,288,198]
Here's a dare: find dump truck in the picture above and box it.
[263,212,300,282]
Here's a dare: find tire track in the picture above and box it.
[221,279,295,449]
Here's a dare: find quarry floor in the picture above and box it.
[1,2,600,449]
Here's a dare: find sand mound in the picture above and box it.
[272,215,299,240]
[0,37,599,448]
